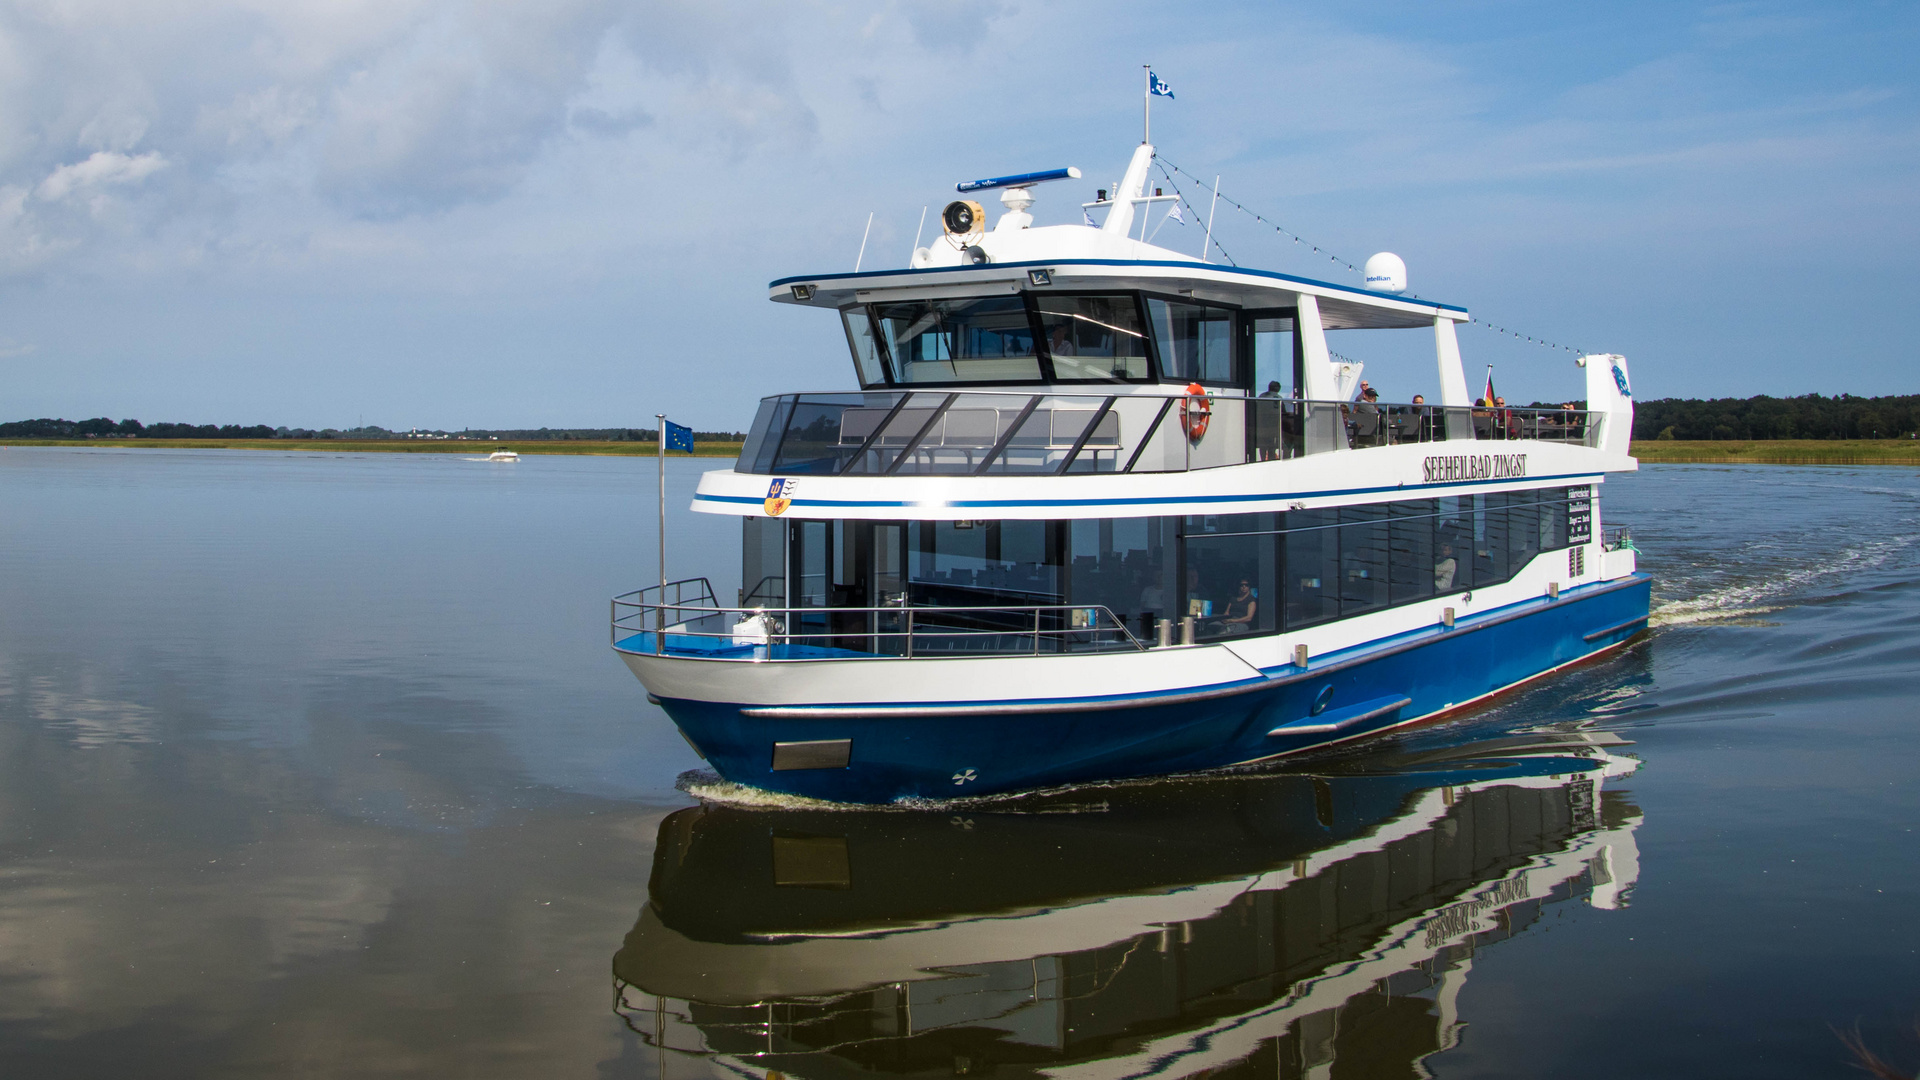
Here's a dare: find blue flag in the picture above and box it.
[664,420,694,454]
[1149,71,1174,98]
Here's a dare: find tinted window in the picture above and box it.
[841,309,887,387]
[1339,504,1390,615]
[1148,298,1236,385]
[1034,294,1151,381]
[1389,499,1437,605]
[1283,509,1341,628]
[874,297,1042,384]
[1185,531,1276,640]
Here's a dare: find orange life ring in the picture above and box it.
[1180,382,1212,442]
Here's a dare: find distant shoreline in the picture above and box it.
[1630,439,1920,464]
[6,437,1917,466]
[0,438,744,457]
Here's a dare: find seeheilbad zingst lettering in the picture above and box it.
[1422,454,1528,483]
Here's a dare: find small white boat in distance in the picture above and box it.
[487,449,520,461]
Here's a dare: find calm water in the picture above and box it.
[0,448,1916,1078]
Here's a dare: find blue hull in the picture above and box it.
[653,574,1651,803]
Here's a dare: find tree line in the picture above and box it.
[1629,394,1920,441]
[0,418,748,441]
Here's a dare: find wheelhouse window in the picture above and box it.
[1148,298,1237,386]
[841,309,887,388]
[1033,294,1151,382]
[873,297,1042,384]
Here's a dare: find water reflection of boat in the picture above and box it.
[612,730,1641,1080]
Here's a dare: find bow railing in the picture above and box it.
[613,578,1146,660]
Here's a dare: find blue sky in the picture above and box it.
[0,0,1914,430]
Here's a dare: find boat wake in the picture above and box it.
[1649,530,1920,628]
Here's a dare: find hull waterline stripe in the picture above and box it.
[1266,696,1412,737]
[721,574,1649,718]
[695,471,1606,513]
[1582,614,1650,642]
[1229,634,1640,767]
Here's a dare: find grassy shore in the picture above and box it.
[0,438,745,457]
[10,436,1918,465]
[1630,439,1920,464]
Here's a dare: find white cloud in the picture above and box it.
[36,150,168,202]
[0,340,34,359]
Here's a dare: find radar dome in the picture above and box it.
[1363,252,1407,294]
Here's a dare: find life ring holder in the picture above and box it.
[1180,383,1212,442]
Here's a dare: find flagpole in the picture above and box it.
[656,412,666,652]
[1143,64,1151,144]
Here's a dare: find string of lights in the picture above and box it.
[1150,162,1236,267]
[1156,156,1591,357]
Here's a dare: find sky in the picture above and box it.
[0,0,1915,431]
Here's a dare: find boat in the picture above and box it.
[613,730,1643,1080]
[611,138,1650,804]
[487,449,520,461]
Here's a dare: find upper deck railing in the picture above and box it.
[735,390,1599,476]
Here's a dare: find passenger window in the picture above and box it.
[872,297,1042,384]
[841,309,888,387]
[1147,298,1236,385]
[1033,294,1151,381]
[1283,509,1341,628]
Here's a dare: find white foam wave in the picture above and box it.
[1651,531,1920,627]
[678,767,1202,813]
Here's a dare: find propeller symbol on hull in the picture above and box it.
[952,769,978,785]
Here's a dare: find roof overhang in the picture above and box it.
[770,258,1468,330]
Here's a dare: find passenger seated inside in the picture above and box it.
[1434,544,1458,590]
[1207,579,1258,636]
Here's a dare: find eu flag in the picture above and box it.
[664,420,694,454]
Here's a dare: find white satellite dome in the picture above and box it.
[1363,252,1407,294]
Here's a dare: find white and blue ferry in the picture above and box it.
[613,140,1650,804]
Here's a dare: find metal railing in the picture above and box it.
[735,390,1599,477]
[613,578,1146,661]
[1601,524,1633,552]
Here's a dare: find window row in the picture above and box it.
[742,487,1593,650]
[842,291,1251,389]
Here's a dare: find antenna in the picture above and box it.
[1201,175,1220,262]
[854,212,874,272]
[909,205,927,262]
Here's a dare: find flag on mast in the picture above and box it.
[1148,71,1174,98]
[1167,200,1184,225]
[1482,368,1497,404]
[664,420,694,453]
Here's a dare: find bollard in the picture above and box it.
[1156,618,1173,648]
[1547,581,1560,599]
[1442,607,1455,628]
[1293,643,1309,667]
[1180,617,1196,646]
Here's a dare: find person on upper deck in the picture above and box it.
[1350,387,1384,447]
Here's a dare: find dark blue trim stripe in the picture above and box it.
[769,258,1470,316]
[694,471,1605,512]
